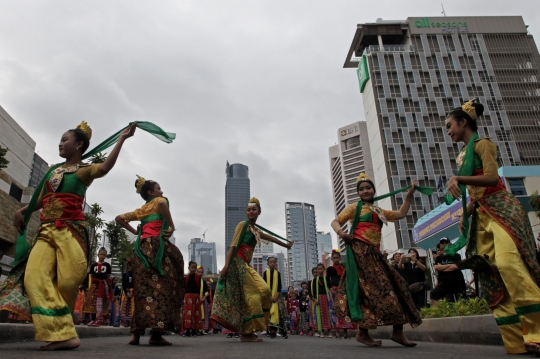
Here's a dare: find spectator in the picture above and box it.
[400,248,427,309]
[536,233,540,265]
[430,238,466,306]
[390,252,408,282]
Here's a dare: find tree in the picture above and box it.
[89,152,108,164]
[530,190,540,219]
[0,145,9,170]
[85,203,105,262]
[103,220,132,272]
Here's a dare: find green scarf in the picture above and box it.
[13,121,176,265]
[345,184,434,322]
[443,132,479,256]
[133,199,169,276]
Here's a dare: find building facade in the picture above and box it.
[329,121,374,250]
[0,105,48,256]
[188,238,218,274]
[343,16,540,250]
[225,162,250,258]
[286,202,318,287]
[316,231,333,258]
[251,252,286,281]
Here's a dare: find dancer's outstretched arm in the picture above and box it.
[98,123,137,175]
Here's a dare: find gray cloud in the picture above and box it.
[0,0,538,268]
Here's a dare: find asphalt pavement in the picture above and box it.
[0,331,511,359]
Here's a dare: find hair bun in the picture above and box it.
[472,102,484,117]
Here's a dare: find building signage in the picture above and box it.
[411,197,469,243]
[413,17,469,34]
[341,126,359,137]
[357,55,369,93]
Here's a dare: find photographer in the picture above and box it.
[399,249,426,309]
[430,237,466,306]
[390,252,408,282]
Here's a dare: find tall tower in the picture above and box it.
[343,16,540,250]
[286,202,318,287]
[329,121,374,250]
[225,162,250,258]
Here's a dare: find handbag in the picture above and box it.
[408,281,425,294]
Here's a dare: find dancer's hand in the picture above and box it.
[220,266,229,278]
[340,233,354,244]
[448,176,461,199]
[285,240,294,249]
[120,122,137,141]
[163,226,175,240]
[13,209,25,234]
[408,179,418,193]
[458,216,466,235]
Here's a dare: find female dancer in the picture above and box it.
[115,176,184,346]
[84,247,112,327]
[0,121,136,350]
[444,99,540,355]
[331,173,421,347]
[211,198,293,342]
[326,250,354,338]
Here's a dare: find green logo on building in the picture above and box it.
[414,17,468,29]
[357,56,369,93]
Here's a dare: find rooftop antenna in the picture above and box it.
[441,3,447,17]
[202,229,208,242]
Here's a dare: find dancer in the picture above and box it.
[115,175,184,345]
[331,173,422,347]
[326,250,354,338]
[196,265,211,334]
[120,261,135,327]
[308,267,319,336]
[183,261,208,337]
[0,121,137,350]
[84,247,112,327]
[298,281,310,336]
[204,278,214,334]
[288,292,300,335]
[310,263,333,338]
[73,285,86,325]
[263,255,288,339]
[110,277,121,327]
[212,198,293,342]
[444,99,540,355]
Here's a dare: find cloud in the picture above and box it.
[0,0,538,269]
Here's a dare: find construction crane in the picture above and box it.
[202,229,208,242]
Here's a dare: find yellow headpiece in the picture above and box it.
[461,99,477,120]
[248,197,260,207]
[135,175,146,194]
[356,173,371,183]
[76,121,92,140]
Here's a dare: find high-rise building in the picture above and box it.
[225,162,250,258]
[188,238,218,274]
[329,122,375,250]
[316,231,333,258]
[254,241,274,254]
[343,16,540,250]
[286,202,318,287]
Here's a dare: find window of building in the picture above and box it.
[9,183,23,202]
[507,178,526,196]
[344,137,360,150]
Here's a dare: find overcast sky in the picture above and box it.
[1,1,539,269]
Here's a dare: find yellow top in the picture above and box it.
[456,139,499,201]
[230,221,273,247]
[120,197,167,222]
[336,203,401,225]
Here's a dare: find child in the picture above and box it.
[120,261,134,328]
[84,247,112,327]
[196,266,211,335]
[263,256,288,339]
[288,292,300,335]
[307,267,318,336]
[326,250,354,338]
[298,282,310,336]
[310,263,333,338]
[109,277,121,327]
[72,285,86,325]
[183,261,208,337]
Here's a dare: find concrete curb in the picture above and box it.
[368,314,503,346]
[0,323,131,344]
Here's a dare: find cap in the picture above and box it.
[439,237,450,243]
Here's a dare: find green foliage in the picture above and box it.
[89,152,108,164]
[103,220,133,272]
[0,145,9,170]
[420,297,491,319]
[85,203,105,261]
[530,190,540,219]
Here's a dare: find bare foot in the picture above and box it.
[128,333,140,345]
[38,337,81,351]
[356,330,382,346]
[149,335,172,346]
[240,333,263,342]
[391,331,417,347]
[525,342,540,356]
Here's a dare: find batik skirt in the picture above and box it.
[314,294,333,330]
[331,286,355,329]
[203,300,212,330]
[73,290,85,324]
[120,289,135,326]
[183,293,203,330]
[83,278,111,323]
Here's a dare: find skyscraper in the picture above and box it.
[328,121,374,250]
[343,16,540,250]
[316,231,333,258]
[188,238,218,274]
[225,162,250,258]
[286,202,318,287]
